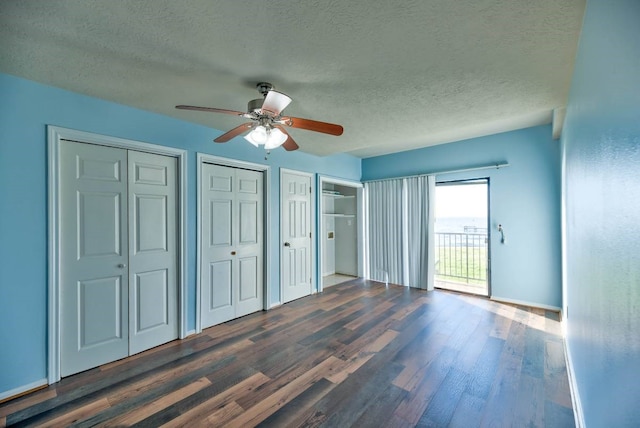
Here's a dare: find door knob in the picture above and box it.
[231,251,237,255]
[284,242,291,247]
[117,263,126,269]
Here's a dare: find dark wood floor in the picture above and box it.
[0,279,574,427]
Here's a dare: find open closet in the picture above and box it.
[319,177,363,289]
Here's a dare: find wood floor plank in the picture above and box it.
[202,400,245,426]
[99,377,212,427]
[0,389,57,419]
[256,378,336,427]
[351,383,408,427]
[0,281,574,427]
[72,354,238,428]
[226,356,345,427]
[363,328,399,353]
[317,360,405,427]
[544,339,573,408]
[465,336,505,399]
[159,372,270,428]
[417,367,469,427]
[392,346,458,425]
[515,373,545,427]
[480,309,529,427]
[37,398,111,428]
[325,351,375,384]
[104,339,251,407]
[448,392,485,428]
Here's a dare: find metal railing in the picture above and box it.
[435,232,488,283]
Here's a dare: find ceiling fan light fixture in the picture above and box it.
[264,127,287,149]
[244,125,287,149]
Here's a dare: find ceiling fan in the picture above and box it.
[176,82,343,151]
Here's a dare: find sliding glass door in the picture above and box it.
[434,179,489,296]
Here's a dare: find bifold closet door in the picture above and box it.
[59,141,178,377]
[127,151,178,354]
[200,163,264,329]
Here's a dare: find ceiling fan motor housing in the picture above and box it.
[247,98,263,113]
[256,82,273,96]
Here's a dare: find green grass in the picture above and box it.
[435,245,487,285]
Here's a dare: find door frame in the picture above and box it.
[279,168,316,303]
[47,125,188,384]
[317,176,364,292]
[196,153,270,333]
[434,177,491,297]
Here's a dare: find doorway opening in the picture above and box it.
[434,179,490,296]
[319,177,363,290]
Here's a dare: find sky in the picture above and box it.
[435,183,488,218]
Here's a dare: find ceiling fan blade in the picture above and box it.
[176,105,246,116]
[214,123,255,143]
[274,125,299,151]
[282,116,343,136]
[261,90,292,116]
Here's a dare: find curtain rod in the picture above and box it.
[361,162,510,183]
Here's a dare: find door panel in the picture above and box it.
[78,276,123,347]
[209,260,233,310]
[211,200,233,246]
[239,256,258,301]
[201,165,236,326]
[201,164,263,327]
[281,170,312,303]
[239,201,258,244]
[135,195,168,253]
[78,192,123,258]
[60,141,129,377]
[234,168,263,318]
[135,269,169,331]
[128,151,178,354]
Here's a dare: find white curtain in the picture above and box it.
[365,179,404,285]
[406,175,435,290]
[365,175,435,290]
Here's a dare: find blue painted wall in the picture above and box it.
[363,125,562,309]
[0,73,360,396]
[561,0,640,425]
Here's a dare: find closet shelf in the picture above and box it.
[322,193,355,199]
[323,213,355,218]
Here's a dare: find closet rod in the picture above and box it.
[362,162,509,183]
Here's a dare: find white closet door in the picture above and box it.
[60,141,129,376]
[128,151,178,354]
[200,164,264,328]
[281,170,312,303]
[234,168,264,318]
[60,141,179,377]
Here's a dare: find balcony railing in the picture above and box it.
[435,232,488,284]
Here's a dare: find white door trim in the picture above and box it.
[317,175,364,293]
[280,168,316,302]
[196,153,270,334]
[47,125,188,384]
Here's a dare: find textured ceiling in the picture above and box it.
[0,0,585,157]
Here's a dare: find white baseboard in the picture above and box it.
[563,337,585,428]
[184,329,196,338]
[0,378,47,403]
[490,295,561,312]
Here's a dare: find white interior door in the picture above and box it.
[281,169,313,303]
[60,141,129,376]
[60,141,179,377]
[234,168,264,318]
[128,151,178,354]
[201,164,264,328]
